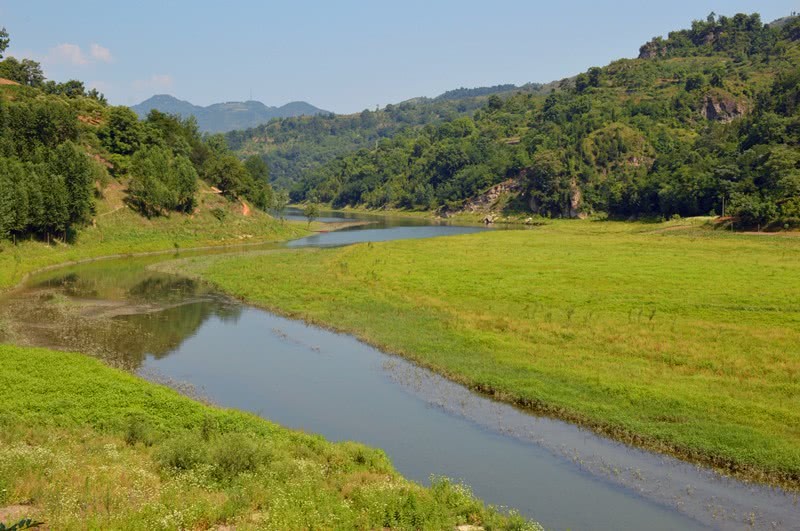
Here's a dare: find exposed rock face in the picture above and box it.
[460,177,525,213]
[455,170,587,219]
[568,179,586,219]
[638,40,667,59]
[701,93,745,122]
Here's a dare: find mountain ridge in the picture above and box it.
[130,94,329,133]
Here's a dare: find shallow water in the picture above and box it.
[2,213,798,530]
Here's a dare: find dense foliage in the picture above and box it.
[0,28,277,242]
[226,84,548,189]
[0,87,98,240]
[292,13,800,227]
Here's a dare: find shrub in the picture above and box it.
[210,432,268,479]
[123,413,153,447]
[155,433,208,471]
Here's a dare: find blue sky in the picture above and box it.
[1,1,796,113]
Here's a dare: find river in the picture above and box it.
[1,210,797,530]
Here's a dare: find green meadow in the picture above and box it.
[0,345,535,530]
[0,201,308,292]
[163,220,800,487]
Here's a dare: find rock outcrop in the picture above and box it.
[460,177,526,213]
[701,91,746,122]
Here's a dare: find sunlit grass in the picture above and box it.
[170,220,800,487]
[0,345,537,530]
[0,203,309,291]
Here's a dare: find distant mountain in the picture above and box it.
[130,95,329,133]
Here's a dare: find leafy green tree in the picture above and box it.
[303,202,320,226]
[0,57,44,86]
[588,67,602,88]
[203,154,249,196]
[99,106,143,157]
[48,141,95,225]
[526,150,569,216]
[684,73,707,91]
[244,155,270,182]
[0,27,9,59]
[128,146,198,216]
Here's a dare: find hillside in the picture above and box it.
[292,13,800,228]
[0,40,286,248]
[131,94,329,133]
[226,82,550,189]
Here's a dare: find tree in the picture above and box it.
[0,57,44,86]
[203,154,249,196]
[87,88,107,105]
[128,146,198,216]
[303,202,320,226]
[588,67,602,88]
[575,73,590,93]
[684,73,707,91]
[244,155,270,182]
[0,27,9,59]
[272,190,289,218]
[171,155,198,212]
[526,149,569,216]
[49,141,95,225]
[99,106,142,157]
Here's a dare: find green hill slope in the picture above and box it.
[293,13,800,228]
[226,83,550,189]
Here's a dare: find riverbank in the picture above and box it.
[0,205,310,292]
[157,219,800,489]
[0,344,536,530]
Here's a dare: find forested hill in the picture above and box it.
[226,83,550,189]
[0,28,278,243]
[292,13,800,228]
[131,95,329,133]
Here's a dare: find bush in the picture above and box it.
[155,433,207,471]
[210,432,269,480]
[123,413,153,447]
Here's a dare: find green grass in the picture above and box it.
[0,203,309,292]
[0,345,536,530]
[162,220,800,488]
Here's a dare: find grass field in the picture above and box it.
[163,220,800,488]
[0,345,535,530]
[0,197,309,292]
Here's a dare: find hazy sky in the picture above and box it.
[1,1,796,113]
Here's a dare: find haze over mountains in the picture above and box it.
[130,94,329,133]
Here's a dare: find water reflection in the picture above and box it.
[0,261,241,369]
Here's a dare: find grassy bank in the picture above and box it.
[160,220,800,488]
[0,345,535,530]
[0,200,309,292]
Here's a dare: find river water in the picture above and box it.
[1,210,797,530]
